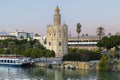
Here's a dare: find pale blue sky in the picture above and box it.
[0,0,120,36]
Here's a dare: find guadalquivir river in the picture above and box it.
[0,66,120,80]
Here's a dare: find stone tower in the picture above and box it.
[46,6,68,58]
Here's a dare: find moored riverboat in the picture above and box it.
[0,55,34,67]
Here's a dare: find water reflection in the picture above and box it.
[0,66,120,80]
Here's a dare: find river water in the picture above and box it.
[0,66,120,80]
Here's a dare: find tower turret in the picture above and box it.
[54,6,61,26]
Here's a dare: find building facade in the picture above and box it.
[9,30,34,40]
[68,35,99,50]
[34,34,46,47]
[0,31,16,40]
[46,6,68,58]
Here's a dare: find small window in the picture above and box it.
[59,42,61,46]
[59,50,61,52]
[49,42,51,46]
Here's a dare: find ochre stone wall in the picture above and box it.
[62,61,90,69]
[62,61,120,71]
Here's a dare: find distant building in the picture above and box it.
[9,30,34,40]
[34,34,46,47]
[68,35,99,50]
[0,31,16,40]
[46,6,68,58]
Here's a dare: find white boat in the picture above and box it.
[0,55,34,66]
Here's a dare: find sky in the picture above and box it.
[0,0,120,36]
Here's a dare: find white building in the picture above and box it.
[0,31,16,40]
[68,36,99,50]
[9,30,34,40]
[34,34,46,47]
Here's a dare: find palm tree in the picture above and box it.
[96,26,105,51]
[96,26,105,40]
[76,23,81,47]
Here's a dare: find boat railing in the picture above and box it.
[0,54,25,59]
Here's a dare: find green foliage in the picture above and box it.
[62,48,101,61]
[97,35,120,50]
[76,23,81,34]
[99,54,112,71]
[0,48,4,54]
[0,39,55,58]
[44,49,55,58]
[97,35,120,71]
[24,48,42,58]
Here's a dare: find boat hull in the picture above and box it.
[0,63,22,67]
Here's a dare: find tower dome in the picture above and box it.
[54,5,61,26]
[55,6,60,13]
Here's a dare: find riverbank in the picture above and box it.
[34,60,99,70]
[34,60,120,71]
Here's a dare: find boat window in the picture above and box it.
[12,60,14,63]
[10,60,12,63]
[5,60,6,63]
[8,60,10,63]
[9,60,11,63]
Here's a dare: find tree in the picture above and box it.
[25,42,32,49]
[97,36,120,50]
[33,40,41,48]
[33,40,45,49]
[62,48,101,61]
[99,54,112,71]
[8,41,16,54]
[0,42,5,48]
[76,23,81,47]
[0,39,55,59]
[49,50,55,57]
[96,26,105,40]
[97,36,120,71]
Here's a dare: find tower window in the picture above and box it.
[49,42,51,46]
[59,42,61,46]
[59,50,61,52]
